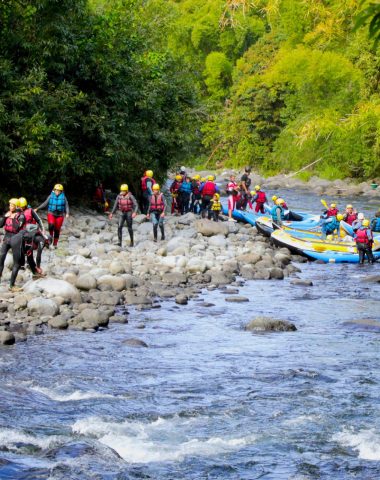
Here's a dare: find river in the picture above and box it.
[0,190,379,479]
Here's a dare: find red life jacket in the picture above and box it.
[150,193,165,212]
[355,228,370,245]
[256,191,267,204]
[202,181,216,197]
[192,180,200,195]
[141,176,156,191]
[282,202,288,209]
[23,208,36,225]
[4,213,21,234]
[327,208,338,217]
[118,194,134,212]
[170,180,181,194]
[345,213,357,225]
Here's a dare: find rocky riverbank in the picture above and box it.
[0,210,304,344]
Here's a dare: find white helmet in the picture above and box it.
[358,212,364,220]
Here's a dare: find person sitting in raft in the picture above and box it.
[272,195,288,210]
[251,185,267,213]
[271,198,286,227]
[208,193,222,222]
[355,219,375,264]
[342,204,357,226]
[8,224,51,292]
[327,203,339,217]
[36,183,69,248]
[352,212,364,233]
[320,211,343,240]
[370,210,380,233]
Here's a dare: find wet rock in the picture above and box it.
[253,269,271,280]
[27,298,58,317]
[225,296,249,303]
[162,272,188,286]
[97,275,126,292]
[210,270,235,286]
[0,330,15,345]
[198,302,215,307]
[80,320,100,331]
[123,338,148,348]
[175,294,188,305]
[269,267,284,280]
[362,275,380,283]
[0,302,8,313]
[108,315,128,324]
[221,287,239,294]
[48,317,68,330]
[195,219,229,237]
[186,258,207,274]
[240,265,256,280]
[24,278,81,302]
[76,273,97,291]
[246,316,297,332]
[177,212,196,225]
[14,295,29,310]
[343,319,380,332]
[88,291,122,306]
[290,279,313,286]
[124,293,152,306]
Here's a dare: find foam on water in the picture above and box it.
[0,428,62,451]
[333,428,380,460]
[72,416,256,463]
[31,385,116,402]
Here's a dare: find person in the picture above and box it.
[93,183,107,212]
[352,212,364,232]
[320,211,341,240]
[190,175,202,214]
[109,184,138,247]
[8,224,51,292]
[327,203,339,217]
[36,183,69,248]
[226,174,239,221]
[271,198,286,226]
[272,195,288,210]
[200,175,217,219]
[141,170,156,214]
[343,204,357,226]
[0,198,26,283]
[251,185,267,213]
[371,210,380,233]
[18,197,44,230]
[208,193,222,222]
[170,175,182,215]
[178,176,192,215]
[179,166,187,182]
[147,184,166,242]
[239,166,252,210]
[355,219,375,264]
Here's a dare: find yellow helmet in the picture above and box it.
[276,198,285,206]
[272,195,277,202]
[201,177,206,182]
[120,184,128,192]
[250,190,256,196]
[152,184,160,191]
[194,174,201,180]
[362,219,370,227]
[9,198,20,207]
[214,193,220,200]
[175,175,182,181]
[146,170,153,178]
[18,197,28,208]
[330,203,336,208]
[336,214,344,221]
[207,175,214,181]
[54,184,64,191]
[255,185,260,191]
[346,204,353,209]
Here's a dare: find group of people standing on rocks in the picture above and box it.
[0,184,69,291]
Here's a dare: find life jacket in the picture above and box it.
[179,181,192,194]
[48,192,66,214]
[141,176,156,191]
[118,193,134,212]
[226,181,238,195]
[345,212,357,225]
[211,200,222,211]
[23,207,36,225]
[150,193,165,212]
[325,217,339,233]
[94,187,104,202]
[4,213,22,234]
[256,191,267,204]
[355,227,371,245]
[327,208,338,217]
[170,180,181,194]
[191,180,200,196]
[282,202,288,209]
[271,205,284,222]
[371,217,380,232]
[202,181,216,197]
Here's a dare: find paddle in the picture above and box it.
[320,199,328,210]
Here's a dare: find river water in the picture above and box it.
[0,190,379,479]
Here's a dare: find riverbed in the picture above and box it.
[0,191,379,479]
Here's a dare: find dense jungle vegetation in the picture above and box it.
[1,0,379,197]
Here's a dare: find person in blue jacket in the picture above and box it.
[178,176,193,215]
[371,210,380,233]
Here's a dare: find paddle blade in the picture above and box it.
[320,199,328,209]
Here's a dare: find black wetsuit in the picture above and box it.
[0,212,26,280]
[9,231,46,287]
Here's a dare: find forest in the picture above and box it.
[0,0,379,197]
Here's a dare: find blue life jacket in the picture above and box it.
[48,192,66,214]
[271,205,284,222]
[371,217,380,232]
[179,182,192,194]
[324,216,339,234]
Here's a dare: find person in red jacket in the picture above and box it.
[355,219,375,264]
[327,203,339,217]
[200,175,217,219]
[147,184,166,242]
[251,185,267,213]
[343,204,358,226]
[109,184,138,247]
[170,175,182,214]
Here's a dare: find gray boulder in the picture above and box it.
[290,279,313,286]
[195,219,229,237]
[162,272,188,286]
[24,278,80,302]
[175,294,188,305]
[270,267,284,280]
[27,298,58,317]
[246,316,297,332]
[76,274,97,291]
[123,338,148,348]
[0,331,15,345]
[225,296,249,303]
[48,317,68,329]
